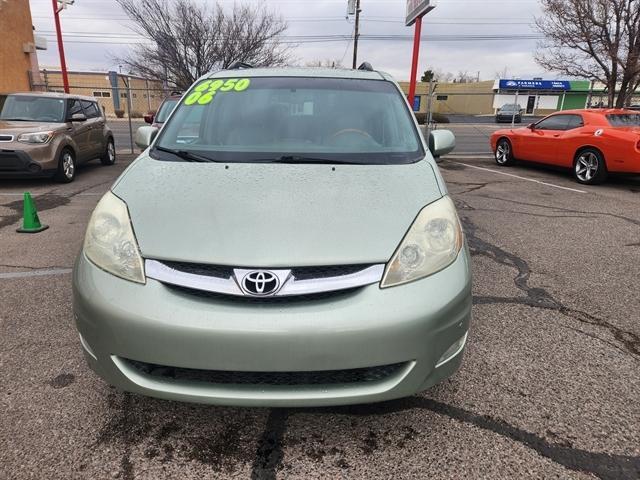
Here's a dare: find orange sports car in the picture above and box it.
[490,109,640,184]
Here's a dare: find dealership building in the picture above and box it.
[491,79,593,115]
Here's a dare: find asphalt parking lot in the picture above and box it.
[1,138,639,479]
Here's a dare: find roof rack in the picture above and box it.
[357,62,374,72]
[227,61,254,70]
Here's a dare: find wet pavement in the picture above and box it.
[1,149,639,479]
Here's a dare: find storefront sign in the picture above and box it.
[406,0,435,26]
[499,79,571,90]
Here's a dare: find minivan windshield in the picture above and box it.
[500,104,521,111]
[0,95,66,122]
[153,77,424,164]
[606,114,640,127]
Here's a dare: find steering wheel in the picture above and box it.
[330,128,374,141]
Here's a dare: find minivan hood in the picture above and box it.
[112,155,443,267]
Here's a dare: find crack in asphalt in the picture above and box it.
[250,409,289,480]
[305,397,640,480]
[475,194,640,227]
[0,262,71,271]
[445,181,493,195]
[460,215,640,358]
[94,392,137,480]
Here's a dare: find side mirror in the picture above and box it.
[143,112,155,124]
[70,113,87,122]
[135,126,159,150]
[429,129,456,158]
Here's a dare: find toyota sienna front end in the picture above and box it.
[73,66,472,407]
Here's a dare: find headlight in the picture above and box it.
[83,192,145,284]
[381,195,463,288]
[17,131,54,143]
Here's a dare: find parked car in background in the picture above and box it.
[490,109,640,185]
[628,105,640,111]
[74,65,470,407]
[495,104,523,123]
[143,93,182,128]
[0,92,115,182]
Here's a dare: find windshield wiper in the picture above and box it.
[153,146,219,163]
[1,118,31,121]
[267,155,361,165]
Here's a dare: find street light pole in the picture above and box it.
[352,0,361,69]
[51,0,71,93]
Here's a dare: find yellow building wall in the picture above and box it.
[40,70,165,117]
[0,0,38,93]
[399,80,495,115]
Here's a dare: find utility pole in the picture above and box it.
[352,0,361,69]
[51,0,73,93]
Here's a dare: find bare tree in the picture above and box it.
[535,0,640,107]
[494,66,509,79]
[115,0,291,89]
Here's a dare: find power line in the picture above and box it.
[38,33,544,46]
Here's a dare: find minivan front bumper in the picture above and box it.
[73,248,472,407]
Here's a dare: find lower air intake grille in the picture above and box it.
[124,358,406,386]
[165,283,360,304]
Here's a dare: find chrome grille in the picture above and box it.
[159,260,233,279]
[146,259,385,298]
[124,358,406,386]
[0,135,14,142]
[157,260,374,281]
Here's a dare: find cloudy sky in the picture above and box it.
[30,0,548,81]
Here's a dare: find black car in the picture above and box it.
[495,104,523,123]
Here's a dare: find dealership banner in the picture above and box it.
[499,79,572,90]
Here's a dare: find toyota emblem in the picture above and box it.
[242,270,280,296]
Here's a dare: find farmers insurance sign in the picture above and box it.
[498,79,572,90]
[406,0,435,26]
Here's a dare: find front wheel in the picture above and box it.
[573,149,607,185]
[55,148,76,183]
[495,138,515,166]
[100,139,116,165]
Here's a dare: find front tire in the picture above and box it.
[55,148,76,183]
[100,138,116,166]
[495,138,515,166]
[573,148,607,185]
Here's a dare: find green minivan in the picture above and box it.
[73,64,471,407]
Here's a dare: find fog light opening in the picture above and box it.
[435,332,468,369]
[28,163,42,173]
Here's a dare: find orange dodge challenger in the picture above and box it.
[490,109,640,185]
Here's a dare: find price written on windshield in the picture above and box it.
[184,78,251,106]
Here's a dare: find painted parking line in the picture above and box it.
[0,192,103,196]
[0,268,72,279]
[445,154,494,159]
[451,161,587,194]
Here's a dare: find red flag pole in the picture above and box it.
[51,0,70,93]
[407,15,422,110]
